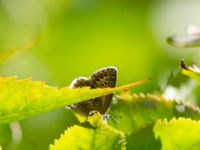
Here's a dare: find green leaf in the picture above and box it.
[126,123,161,150]
[180,60,200,84]
[0,34,39,64]
[49,113,126,150]
[109,93,200,134]
[154,118,200,150]
[0,76,150,123]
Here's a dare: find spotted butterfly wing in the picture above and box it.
[90,67,117,114]
[68,67,117,116]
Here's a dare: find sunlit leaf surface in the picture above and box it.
[49,113,126,150]
[154,118,200,150]
[0,76,149,123]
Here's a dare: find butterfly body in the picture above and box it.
[68,67,117,116]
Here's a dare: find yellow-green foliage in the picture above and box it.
[48,93,200,150]
[0,77,149,123]
[181,60,200,85]
[109,94,200,134]
[50,113,126,150]
[154,118,200,150]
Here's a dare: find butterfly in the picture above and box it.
[67,66,117,117]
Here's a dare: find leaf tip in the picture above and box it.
[180,59,188,70]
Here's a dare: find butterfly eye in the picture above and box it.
[95,101,100,106]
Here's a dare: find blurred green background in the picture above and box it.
[0,0,200,149]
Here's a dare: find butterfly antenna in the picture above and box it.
[103,114,122,123]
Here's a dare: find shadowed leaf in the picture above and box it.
[126,123,161,150]
[109,93,200,134]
